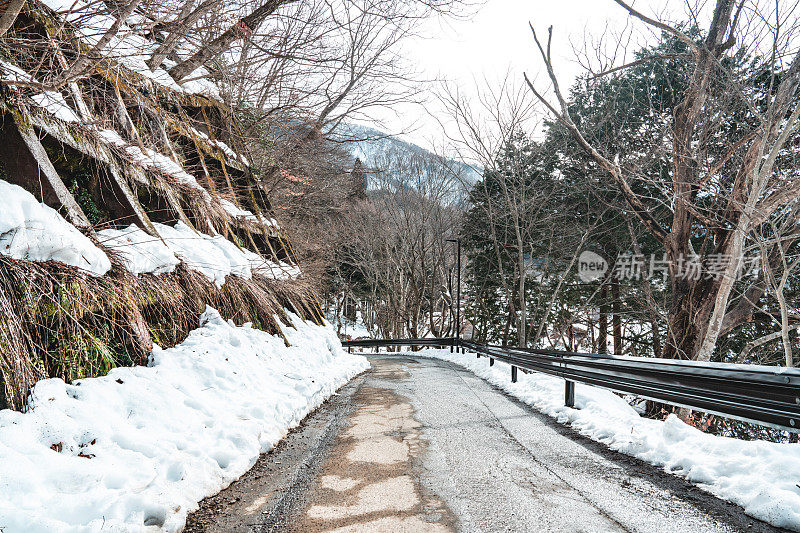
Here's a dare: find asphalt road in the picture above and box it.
[185,355,788,533]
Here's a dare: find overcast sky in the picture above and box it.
[374,0,673,152]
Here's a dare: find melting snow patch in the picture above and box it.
[0,179,110,276]
[98,221,299,283]
[0,61,81,123]
[0,308,368,532]
[97,225,179,275]
[97,130,204,192]
[419,348,800,532]
[221,199,258,222]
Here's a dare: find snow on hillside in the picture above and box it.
[0,308,368,532]
[327,312,374,339]
[0,180,111,276]
[0,177,297,282]
[415,349,800,532]
[335,123,481,189]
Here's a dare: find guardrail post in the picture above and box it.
[511,365,517,383]
[565,380,575,408]
[489,358,494,366]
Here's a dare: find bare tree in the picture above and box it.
[170,0,297,81]
[146,0,223,70]
[526,0,800,361]
[436,78,539,346]
[54,0,146,86]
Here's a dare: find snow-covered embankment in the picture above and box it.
[0,309,368,532]
[420,349,800,532]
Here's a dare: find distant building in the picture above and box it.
[351,158,368,198]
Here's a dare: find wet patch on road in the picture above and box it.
[286,359,455,532]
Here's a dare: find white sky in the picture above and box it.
[372,0,672,152]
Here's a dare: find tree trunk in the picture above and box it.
[518,252,526,347]
[612,279,622,355]
[0,0,25,36]
[598,283,608,354]
[502,286,516,347]
[651,316,662,358]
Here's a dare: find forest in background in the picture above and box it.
[321,0,800,384]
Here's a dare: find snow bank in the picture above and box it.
[0,179,111,276]
[0,309,368,532]
[418,349,800,531]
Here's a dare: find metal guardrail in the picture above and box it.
[341,337,800,432]
[342,337,456,349]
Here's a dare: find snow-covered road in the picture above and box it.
[188,355,783,532]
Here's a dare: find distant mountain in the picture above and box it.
[334,123,482,190]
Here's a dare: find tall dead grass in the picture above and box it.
[0,255,321,410]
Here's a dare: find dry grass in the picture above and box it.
[0,254,322,410]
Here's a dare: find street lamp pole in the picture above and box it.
[447,267,454,352]
[446,238,461,353]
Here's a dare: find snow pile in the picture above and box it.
[97,225,179,275]
[0,178,296,283]
[151,223,235,285]
[152,222,239,286]
[0,179,111,276]
[418,349,800,531]
[0,308,369,532]
[151,222,299,285]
